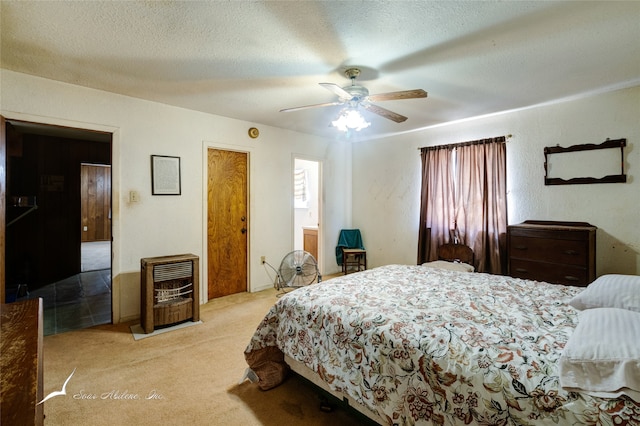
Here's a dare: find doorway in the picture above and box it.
[4,119,112,335]
[81,163,111,272]
[206,148,248,299]
[293,158,321,271]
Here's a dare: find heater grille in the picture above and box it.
[153,261,192,282]
[141,254,200,334]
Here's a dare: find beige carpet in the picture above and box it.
[41,286,375,425]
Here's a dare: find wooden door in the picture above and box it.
[80,164,111,242]
[207,149,248,299]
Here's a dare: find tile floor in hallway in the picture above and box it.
[25,269,112,336]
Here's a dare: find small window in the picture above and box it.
[294,168,309,208]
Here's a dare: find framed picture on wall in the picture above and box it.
[151,155,181,195]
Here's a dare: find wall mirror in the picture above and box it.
[544,139,626,185]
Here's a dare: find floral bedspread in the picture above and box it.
[245,264,640,425]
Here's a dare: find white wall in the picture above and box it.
[1,69,351,322]
[352,85,640,276]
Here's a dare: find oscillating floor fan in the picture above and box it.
[267,250,321,293]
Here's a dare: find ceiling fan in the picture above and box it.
[280,68,428,123]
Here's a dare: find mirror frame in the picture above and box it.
[544,138,626,185]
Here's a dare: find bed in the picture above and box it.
[244,264,640,425]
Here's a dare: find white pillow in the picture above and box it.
[559,308,640,400]
[422,260,474,273]
[569,274,640,312]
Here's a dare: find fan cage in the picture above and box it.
[276,250,320,290]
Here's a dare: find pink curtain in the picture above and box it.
[417,147,454,264]
[418,138,507,274]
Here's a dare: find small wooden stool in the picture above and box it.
[341,248,367,275]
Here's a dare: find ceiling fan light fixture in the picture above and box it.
[281,66,426,129]
[331,108,370,132]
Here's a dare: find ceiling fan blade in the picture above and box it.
[367,89,427,102]
[280,101,342,113]
[362,104,408,123]
[319,83,353,100]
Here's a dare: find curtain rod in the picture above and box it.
[418,134,512,151]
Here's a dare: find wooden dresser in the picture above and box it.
[1,298,44,426]
[507,220,596,286]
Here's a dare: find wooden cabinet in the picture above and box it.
[1,298,44,426]
[303,227,318,261]
[507,221,596,286]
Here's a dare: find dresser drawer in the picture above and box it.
[509,259,588,286]
[508,225,592,241]
[507,221,596,287]
[508,235,588,266]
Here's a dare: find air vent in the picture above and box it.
[153,261,193,282]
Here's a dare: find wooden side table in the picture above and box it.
[342,248,367,275]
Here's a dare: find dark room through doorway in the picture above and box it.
[5,119,113,335]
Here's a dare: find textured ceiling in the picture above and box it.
[2,1,639,141]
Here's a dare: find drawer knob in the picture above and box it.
[564,250,578,255]
[515,268,528,273]
[514,245,527,250]
[564,275,579,281]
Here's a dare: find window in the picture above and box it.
[418,137,507,274]
[293,168,309,209]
